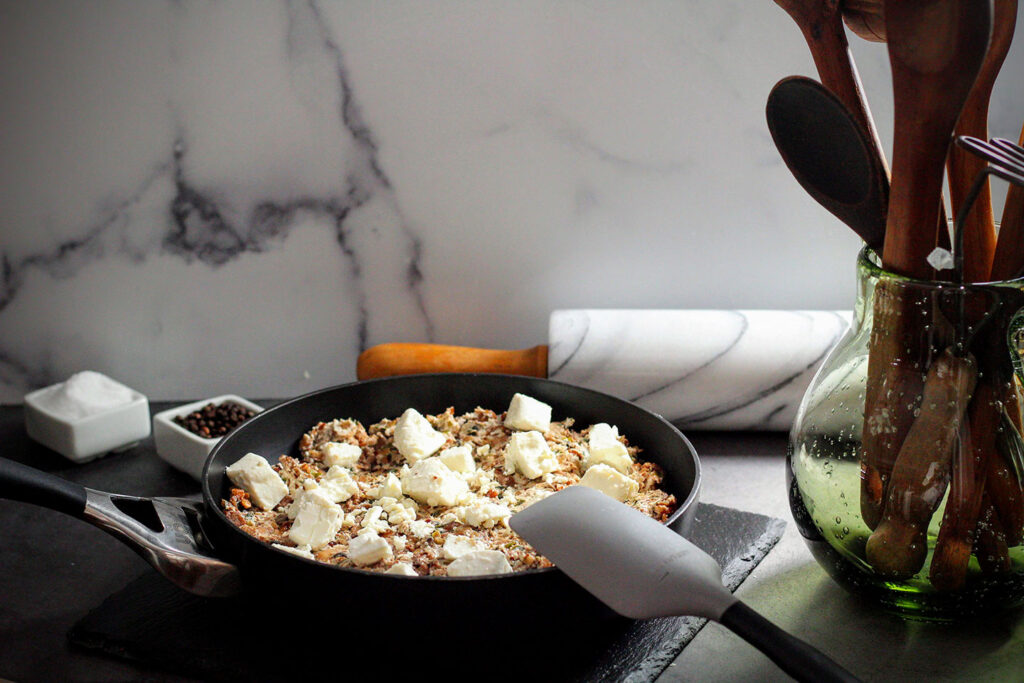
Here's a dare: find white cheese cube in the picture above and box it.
[321,441,362,468]
[320,466,360,503]
[385,562,418,576]
[505,431,558,480]
[393,408,447,463]
[448,550,513,577]
[459,501,511,528]
[503,393,552,432]
[225,453,289,511]
[288,487,344,549]
[442,535,487,560]
[408,519,434,538]
[392,534,408,553]
[271,543,314,560]
[578,463,640,502]
[378,472,403,499]
[380,498,416,527]
[347,531,393,566]
[360,505,389,534]
[400,457,469,507]
[439,445,475,473]
[582,423,633,473]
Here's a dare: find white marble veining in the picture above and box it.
[548,309,851,430]
[1,2,1022,403]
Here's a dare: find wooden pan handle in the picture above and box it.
[356,343,549,380]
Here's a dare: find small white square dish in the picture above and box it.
[24,371,151,463]
[153,395,263,481]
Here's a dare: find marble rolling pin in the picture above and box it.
[358,310,852,431]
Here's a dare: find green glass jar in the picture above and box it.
[788,246,1024,620]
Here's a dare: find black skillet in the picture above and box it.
[0,373,700,631]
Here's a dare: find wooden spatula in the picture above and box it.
[946,0,1017,282]
[991,125,1024,280]
[882,0,991,279]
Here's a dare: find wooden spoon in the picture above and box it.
[947,0,1017,283]
[773,0,888,176]
[766,75,888,247]
[882,0,992,279]
[842,0,885,42]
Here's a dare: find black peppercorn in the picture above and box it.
[173,401,255,438]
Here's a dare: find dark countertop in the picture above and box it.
[0,401,783,683]
[4,404,1024,682]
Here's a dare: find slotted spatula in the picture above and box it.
[510,486,860,683]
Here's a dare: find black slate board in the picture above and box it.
[69,502,785,682]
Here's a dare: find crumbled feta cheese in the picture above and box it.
[288,487,344,549]
[360,505,389,534]
[401,457,470,506]
[319,466,360,503]
[448,550,513,577]
[378,472,403,499]
[225,453,289,511]
[581,423,633,473]
[578,463,640,502]
[347,531,393,566]
[438,511,460,525]
[393,408,447,463]
[408,519,434,538]
[385,562,418,576]
[476,444,491,457]
[464,468,493,491]
[505,431,558,479]
[379,497,416,527]
[504,393,552,432]
[392,535,408,553]
[271,543,314,559]
[439,445,475,473]
[321,441,362,468]
[458,501,511,528]
[442,535,486,560]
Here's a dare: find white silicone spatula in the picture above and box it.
[509,486,860,683]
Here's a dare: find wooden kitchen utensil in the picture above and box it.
[766,75,888,248]
[842,0,885,42]
[773,0,888,176]
[881,0,991,279]
[946,0,1017,283]
[993,128,1024,279]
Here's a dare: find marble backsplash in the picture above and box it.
[2,1,1022,404]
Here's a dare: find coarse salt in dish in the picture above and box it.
[24,371,150,463]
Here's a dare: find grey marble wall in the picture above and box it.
[2,1,1022,403]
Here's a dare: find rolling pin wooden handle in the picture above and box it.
[357,343,549,380]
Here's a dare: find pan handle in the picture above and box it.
[0,456,88,517]
[0,456,241,597]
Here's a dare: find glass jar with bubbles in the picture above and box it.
[788,246,1024,620]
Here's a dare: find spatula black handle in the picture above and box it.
[719,600,861,683]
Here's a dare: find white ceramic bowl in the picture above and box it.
[153,395,264,480]
[24,381,151,463]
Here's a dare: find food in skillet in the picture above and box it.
[221,393,677,576]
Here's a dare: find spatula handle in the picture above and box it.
[357,342,548,380]
[719,600,861,683]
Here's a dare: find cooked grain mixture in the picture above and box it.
[222,395,677,576]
